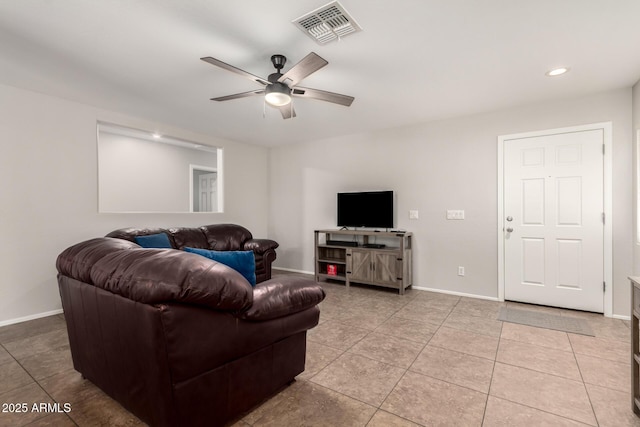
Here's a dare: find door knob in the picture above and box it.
[506,216,513,222]
[506,227,513,233]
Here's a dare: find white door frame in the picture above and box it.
[497,122,613,317]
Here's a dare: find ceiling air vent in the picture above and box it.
[293,1,362,45]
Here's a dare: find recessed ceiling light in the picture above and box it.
[546,67,570,77]
[152,133,161,139]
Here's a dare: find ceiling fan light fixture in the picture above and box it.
[265,83,292,106]
[546,67,570,76]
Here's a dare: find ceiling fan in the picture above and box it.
[200,52,354,119]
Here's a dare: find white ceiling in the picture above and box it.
[1,1,639,147]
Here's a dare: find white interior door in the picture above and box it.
[199,172,217,212]
[503,129,604,312]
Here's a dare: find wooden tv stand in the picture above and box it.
[630,276,640,417]
[314,229,413,295]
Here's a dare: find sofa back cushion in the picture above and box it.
[89,249,254,311]
[106,228,176,247]
[168,227,209,250]
[200,224,252,251]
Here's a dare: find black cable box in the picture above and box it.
[363,244,386,249]
[326,240,358,247]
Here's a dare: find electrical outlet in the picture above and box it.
[447,210,465,220]
[458,266,465,276]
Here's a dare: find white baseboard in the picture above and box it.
[611,314,631,321]
[272,267,314,275]
[412,286,500,302]
[411,286,629,319]
[0,309,64,328]
[274,270,627,309]
[273,270,501,302]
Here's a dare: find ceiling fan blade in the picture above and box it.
[201,57,269,86]
[292,87,354,107]
[277,52,328,87]
[278,104,296,119]
[211,89,265,102]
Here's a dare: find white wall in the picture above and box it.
[0,83,269,325]
[269,88,633,317]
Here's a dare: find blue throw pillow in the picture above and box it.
[184,247,256,286]
[134,233,172,249]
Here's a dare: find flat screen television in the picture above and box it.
[337,191,394,229]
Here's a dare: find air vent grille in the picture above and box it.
[293,1,362,45]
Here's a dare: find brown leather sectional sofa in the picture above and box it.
[56,224,325,426]
[106,223,279,283]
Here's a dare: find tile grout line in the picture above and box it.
[368,409,427,427]
[482,313,503,426]
[291,380,388,425]
[0,339,79,427]
[568,333,600,426]
[484,393,599,427]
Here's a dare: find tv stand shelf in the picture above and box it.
[314,229,413,295]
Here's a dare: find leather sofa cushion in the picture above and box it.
[89,248,253,311]
[200,224,253,251]
[240,276,326,321]
[168,227,209,250]
[56,237,140,283]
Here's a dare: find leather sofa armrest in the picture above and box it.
[243,239,279,255]
[239,276,325,321]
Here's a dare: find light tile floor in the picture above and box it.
[1,271,639,426]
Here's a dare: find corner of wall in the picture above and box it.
[632,79,640,276]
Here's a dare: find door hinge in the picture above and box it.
[602,212,605,224]
[603,281,606,292]
[602,144,605,155]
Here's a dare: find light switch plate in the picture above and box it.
[409,210,419,220]
[447,210,465,220]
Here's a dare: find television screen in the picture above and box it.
[337,191,394,228]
